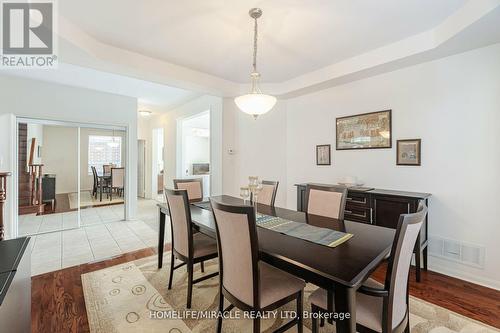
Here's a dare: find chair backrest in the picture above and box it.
[252,180,279,206]
[91,166,97,186]
[103,164,112,174]
[210,199,259,308]
[305,184,347,219]
[384,201,428,331]
[173,178,203,202]
[111,167,125,188]
[165,189,193,259]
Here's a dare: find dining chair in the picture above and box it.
[251,180,279,206]
[103,164,112,175]
[109,167,124,200]
[308,201,428,333]
[305,184,347,219]
[210,199,305,333]
[173,178,203,202]
[165,189,218,308]
[91,166,98,198]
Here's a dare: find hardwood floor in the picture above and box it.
[32,246,500,333]
[31,246,169,333]
[372,262,500,329]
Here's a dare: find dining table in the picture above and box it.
[157,195,395,333]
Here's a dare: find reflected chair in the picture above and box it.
[109,167,124,200]
[305,184,347,219]
[309,201,428,333]
[91,166,99,198]
[173,178,203,202]
[210,199,305,333]
[165,189,218,308]
[251,180,279,206]
[103,164,112,175]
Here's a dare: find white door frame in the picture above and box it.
[14,116,128,237]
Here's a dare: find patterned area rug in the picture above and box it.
[82,254,499,333]
[68,190,124,209]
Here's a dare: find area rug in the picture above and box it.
[82,254,500,333]
[68,190,124,209]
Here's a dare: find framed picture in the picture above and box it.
[336,110,392,150]
[397,139,421,166]
[316,144,331,165]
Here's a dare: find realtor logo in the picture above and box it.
[1,0,57,68]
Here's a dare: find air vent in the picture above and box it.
[428,237,485,268]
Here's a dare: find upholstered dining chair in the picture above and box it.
[103,164,112,175]
[91,166,98,198]
[173,178,203,202]
[165,189,218,308]
[210,199,305,333]
[109,167,124,200]
[308,201,428,333]
[305,184,348,220]
[251,180,279,206]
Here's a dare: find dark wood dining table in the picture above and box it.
[157,195,395,333]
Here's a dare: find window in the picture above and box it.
[88,136,122,174]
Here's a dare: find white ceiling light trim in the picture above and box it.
[234,8,276,119]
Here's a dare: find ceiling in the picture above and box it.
[2,63,198,107]
[60,0,466,83]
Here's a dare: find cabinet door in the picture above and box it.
[372,195,412,229]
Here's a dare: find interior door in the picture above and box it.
[137,139,146,198]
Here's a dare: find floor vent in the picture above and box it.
[428,237,485,269]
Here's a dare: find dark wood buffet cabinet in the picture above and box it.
[295,183,431,282]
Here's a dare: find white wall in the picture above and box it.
[222,99,288,207]
[0,75,138,237]
[222,43,500,289]
[42,126,78,194]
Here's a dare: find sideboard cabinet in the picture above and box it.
[295,183,431,282]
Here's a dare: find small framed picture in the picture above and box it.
[397,139,421,166]
[316,144,331,165]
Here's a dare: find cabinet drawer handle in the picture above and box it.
[345,210,367,218]
[346,197,367,204]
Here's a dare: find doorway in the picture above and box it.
[152,128,164,201]
[179,111,210,197]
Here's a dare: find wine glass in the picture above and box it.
[240,187,250,204]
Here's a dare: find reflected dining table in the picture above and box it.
[157,195,395,333]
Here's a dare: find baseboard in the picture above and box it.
[428,263,500,291]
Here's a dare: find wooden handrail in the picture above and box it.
[0,172,11,241]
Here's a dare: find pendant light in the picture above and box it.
[234,8,277,119]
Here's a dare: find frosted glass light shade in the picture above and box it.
[234,93,277,118]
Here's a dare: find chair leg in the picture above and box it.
[200,261,205,273]
[253,317,260,333]
[168,253,175,290]
[187,261,194,309]
[404,320,410,333]
[311,305,319,333]
[216,291,224,333]
[297,291,303,333]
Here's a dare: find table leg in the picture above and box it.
[334,284,356,333]
[158,208,165,269]
[100,179,103,202]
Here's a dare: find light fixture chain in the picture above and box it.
[252,17,258,73]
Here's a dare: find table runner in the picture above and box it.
[256,213,353,248]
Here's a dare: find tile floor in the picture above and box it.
[21,198,171,276]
